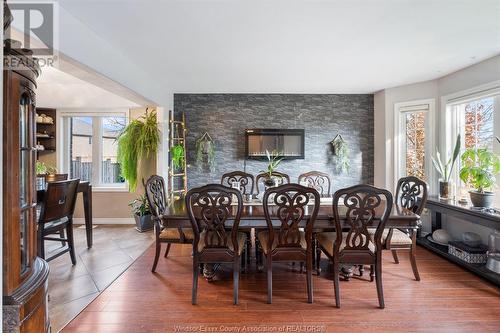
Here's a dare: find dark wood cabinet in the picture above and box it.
[3,39,50,332]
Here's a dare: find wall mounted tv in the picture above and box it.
[245,129,305,160]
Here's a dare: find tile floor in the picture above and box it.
[46,225,154,332]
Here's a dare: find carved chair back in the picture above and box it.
[332,184,393,260]
[44,173,69,182]
[39,179,80,224]
[298,171,331,197]
[255,171,290,195]
[221,171,255,195]
[186,184,243,258]
[395,176,428,215]
[145,175,168,218]
[262,184,320,257]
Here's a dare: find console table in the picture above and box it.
[417,196,500,286]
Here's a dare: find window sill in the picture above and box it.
[92,186,129,193]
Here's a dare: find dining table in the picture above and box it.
[37,180,93,248]
[160,196,421,279]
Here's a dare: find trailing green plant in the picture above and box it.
[35,161,57,175]
[459,148,500,193]
[259,150,283,178]
[195,133,215,172]
[171,144,185,169]
[117,109,160,191]
[432,134,461,182]
[128,195,151,216]
[330,136,350,173]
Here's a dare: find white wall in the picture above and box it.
[374,54,500,243]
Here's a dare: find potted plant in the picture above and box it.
[129,195,153,232]
[171,144,185,171]
[432,135,461,199]
[117,109,160,191]
[260,150,283,188]
[459,148,500,207]
[330,134,350,173]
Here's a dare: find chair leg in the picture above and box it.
[375,258,385,309]
[266,255,273,304]
[164,243,172,258]
[391,250,399,264]
[316,244,322,275]
[410,246,421,281]
[306,255,313,303]
[333,262,340,308]
[59,229,66,247]
[192,257,199,305]
[358,265,364,277]
[151,241,161,272]
[246,232,252,266]
[233,257,240,305]
[66,220,77,265]
[370,265,375,282]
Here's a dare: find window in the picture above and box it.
[61,112,128,190]
[395,101,433,185]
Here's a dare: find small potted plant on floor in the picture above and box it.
[260,149,283,188]
[459,147,500,207]
[129,195,153,232]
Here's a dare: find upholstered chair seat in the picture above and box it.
[197,231,247,255]
[257,230,307,254]
[367,229,412,246]
[317,232,375,257]
[160,228,195,240]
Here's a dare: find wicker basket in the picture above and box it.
[448,241,488,264]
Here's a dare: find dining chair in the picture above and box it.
[316,184,393,308]
[186,184,246,305]
[221,171,255,195]
[255,171,290,195]
[145,175,193,273]
[298,171,331,197]
[369,176,427,281]
[37,179,80,264]
[259,183,320,304]
[221,171,254,269]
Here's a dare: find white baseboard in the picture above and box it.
[73,217,135,225]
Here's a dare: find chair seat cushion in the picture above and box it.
[316,232,375,257]
[41,217,69,231]
[367,228,412,246]
[198,231,247,255]
[257,230,307,254]
[160,228,194,240]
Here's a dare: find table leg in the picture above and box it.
[203,263,221,281]
[82,185,93,248]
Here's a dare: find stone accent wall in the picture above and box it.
[174,94,374,192]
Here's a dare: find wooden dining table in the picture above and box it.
[37,180,93,248]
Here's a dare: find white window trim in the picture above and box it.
[393,98,436,193]
[441,81,500,189]
[57,108,130,192]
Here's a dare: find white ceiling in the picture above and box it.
[59,0,500,94]
[37,66,140,108]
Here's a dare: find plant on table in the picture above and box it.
[431,134,461,198]
[459,147,500,207]
[260,150,283,187]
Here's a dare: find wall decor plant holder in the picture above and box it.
[195,132,215,172]
[330,134,350,173]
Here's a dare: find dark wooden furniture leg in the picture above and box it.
[83,184,93,248]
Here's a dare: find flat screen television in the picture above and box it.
[245,129,305,160]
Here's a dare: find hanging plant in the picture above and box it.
[195,132,215,172]
[117,109,160,191]
[171,144,185,170]
[330,134,350,174]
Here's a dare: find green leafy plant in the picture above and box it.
[459,148,500,193]
[117,109,160,191]
[432,134,461,182]
[36,161,57,175]
[171,144,185,169]
[195,134,215,172]
[259,150,283,178]
[330,136,350,173]
[128,195,151,216]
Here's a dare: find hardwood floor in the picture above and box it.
[63,244,500,333]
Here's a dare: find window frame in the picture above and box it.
[393,98,436,192]
[57,109,130,192]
